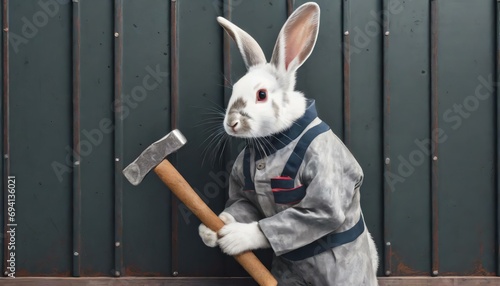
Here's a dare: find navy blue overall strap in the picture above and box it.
[243,147,254,191]
[281,121,330,179]
[281,215,366,261]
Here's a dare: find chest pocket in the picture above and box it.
[270,122,330,207]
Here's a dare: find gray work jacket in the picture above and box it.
[224,100,364,257]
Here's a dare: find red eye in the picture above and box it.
[256,89,267,102]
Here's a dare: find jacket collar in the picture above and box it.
[253,99,317,159]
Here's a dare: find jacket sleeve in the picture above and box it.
[258,133,363,256]
[223,151,264,223]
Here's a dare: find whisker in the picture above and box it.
[194,120,224,128]
[201,129,226,166]
[218,135,230,165]
[219,71,233,89]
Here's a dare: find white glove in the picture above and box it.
[218,221,270,255]
[198,212,236,247]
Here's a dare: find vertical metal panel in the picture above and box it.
[222,0,232,107]
[170,0,179,131]
[176,0,227,276]
[286,0,294,16]
[80,0,114,276]
[342,0,351,147]
[295,0,343,137]
[113,0,123,277]
[121,0,171,276]
[497,0,500,276]
[1,0,6,276]
[221,0,241,184]
[349,0,384,277]
[221,0,236,274]
[437,0,496,275]
[170,0,179,276]
[382,0,391,276]
[385,0,431,276]
[430,0,439,276]
[71,0,82,277]
[10,0,72,276]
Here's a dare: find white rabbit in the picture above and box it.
[199,2,379,285]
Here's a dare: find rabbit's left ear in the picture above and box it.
[270,2,320,73]
[217,17,267,68]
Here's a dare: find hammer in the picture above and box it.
[122,130,277,286]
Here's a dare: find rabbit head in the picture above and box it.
[217,2,320,138]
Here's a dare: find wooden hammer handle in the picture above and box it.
[154,159,278,286]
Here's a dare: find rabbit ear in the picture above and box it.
[270,3,320,73]
[217,17,266,68]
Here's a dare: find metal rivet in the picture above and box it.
[172,271,179,277]
[433,156,438,161]
[72,0,78,2]
[115,242,121,247]
[344,31,349,36]
[4,154,8,159]
[433,270,438,276]
[3,28,8,32]
[74,161,80,166]
[114,32,119,38]
[385,31,390,36]
[386,242,391,246]
[385,270,391,276]
[115,158,120,162]
[4,271,8,275]
[385,158,390,165]
[115,271,120,277]
[74,252,79,256]
[256,162,265,170]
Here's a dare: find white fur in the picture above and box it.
[218,3,320,139]
[218,221,271,255]
[198,212,236,248]
[198,223,218,247]
[367,231,379,272]
[223,66,307,138]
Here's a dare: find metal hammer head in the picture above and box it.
[123,129,187,186]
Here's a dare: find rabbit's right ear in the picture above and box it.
[217,17,267,69]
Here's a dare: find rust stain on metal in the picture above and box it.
[396,262,426,276]
[389,251,427,276]
[469,261,496,276]
[16,269,71,277]
[124,265,163,277]
[81,269,109,277]
[440,261,495,276]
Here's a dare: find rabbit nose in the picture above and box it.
[227,120,239,131]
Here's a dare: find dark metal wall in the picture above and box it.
[0,0,498,279]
